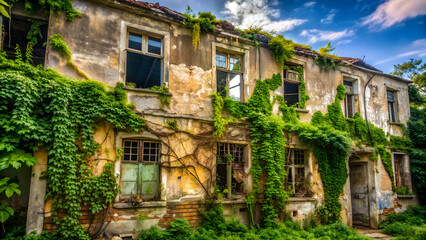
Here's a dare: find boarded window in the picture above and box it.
[126,32,162,88]
[285,148,310,197]
[121,139,160,200]
[216,52,243,101]
[216,143,245,197]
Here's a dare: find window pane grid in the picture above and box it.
[142,141,160,162]
[123,140,139,162]
[285,148,307,196]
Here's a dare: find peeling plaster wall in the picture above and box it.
[35,0,416,234]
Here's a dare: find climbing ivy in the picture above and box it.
[182,7,218,48]
[283,65,310,108]
[7,0,81,21]
[0,52,144,239]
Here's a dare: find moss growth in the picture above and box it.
[49,34,89,79]
[167,119,179,131]
[182,7,217,48]
[390,135,412,152]
[150,85,171,107]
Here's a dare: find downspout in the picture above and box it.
[363,73,377,144]
[258,35,261,80]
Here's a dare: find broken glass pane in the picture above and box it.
[148,36,161,55]
[217,70,228,97]
[229,56,240,71]
[229,73,241,101]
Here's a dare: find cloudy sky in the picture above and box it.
[151,0,425,73]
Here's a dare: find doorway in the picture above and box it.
[350,162,370,227]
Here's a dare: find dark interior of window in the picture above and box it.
[3,15,48,66]
[387,91,396,122]
[284,81,300,106]
[216,143,244,195]
[217,70,228,97]
[126,52,161,88]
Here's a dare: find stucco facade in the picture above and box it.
[3,0,418,237]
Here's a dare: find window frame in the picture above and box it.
[215,51,244,101]
[344,80,355,118]
[216,142,247,198]
[119,22,170,89]
[283,67,303,107]
[285,148,311,197]
[120,138,161,200]
[124,30,164,89]
[387,90,397,122]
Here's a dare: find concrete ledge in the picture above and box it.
[113,201,166,209]
[388,121,403,126]
[123,86,173,96]
[397,194,415,199]
[296,108,309,113]
[289,197,316,202]
[353,146,375,153]
[221,199,246,204]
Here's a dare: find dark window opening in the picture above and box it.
[2,15,48,66]
[216,142,245,197]
[344,80,354,118]
[283,67,303,107]
[126,31,162,88]
[387,90,396,122]
[284,81,300,107]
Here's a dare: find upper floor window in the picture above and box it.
[216,142,246,197]
[121,139,160,201]
[126,31,163,88]
[2,15,48,66]
[216,52,243,101]
[283,67,303,107]
[387,90,397,122]
[343,77,358,118]
[285,148,310,197]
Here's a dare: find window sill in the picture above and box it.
[295,108,309,113]
[288,197,316,202]
[113,201,166,209]
[388,121,403,126]
[218,198,246,204]
[122,86,172,96]
[397,194,415,199]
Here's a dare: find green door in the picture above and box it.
[121,163,159,200]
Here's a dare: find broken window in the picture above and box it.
[394,154,411,192]
[121,139,160,201]
[2,15,48,66]
[125,31,163,88]
[216,52,243,101]
[216,142,245,197]
[283,68,302,107]
[387,90,397,122]
[344,80,355,118]
[285,148,310,197]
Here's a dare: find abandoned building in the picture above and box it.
[0,0,419,237]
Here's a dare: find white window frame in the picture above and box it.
[119,21,170,88]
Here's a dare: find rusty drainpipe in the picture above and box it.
[364,73,377,144]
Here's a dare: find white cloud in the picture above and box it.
[412,39,426,47]
[336,39,352,45]
[300,29,355,43]
[361,0,426,30]
[321,13,336,24]
[375,49,426,65]
[222,0,307,33]
[304,1,316,8]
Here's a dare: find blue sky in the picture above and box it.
[151,0,425,73]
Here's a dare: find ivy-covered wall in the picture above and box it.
[8,0,415,236]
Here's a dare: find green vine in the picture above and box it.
[0,53,144,239]
[283,65,310,108]
[150,85,171,108]
[49,34,89,80]
[9,0,82,21]
[182,7,218,48]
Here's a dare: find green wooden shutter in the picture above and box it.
[121,163,139,196]
[141,164,159,200]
